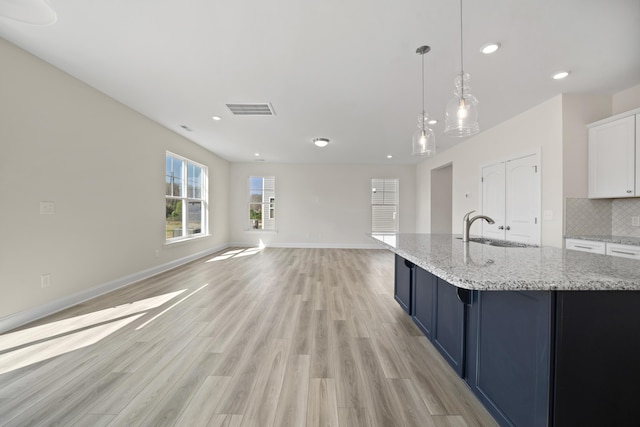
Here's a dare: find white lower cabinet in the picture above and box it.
[565,238,606,255]
[565,238,640,259]
[587,114,637,198]
[606,243,640,260]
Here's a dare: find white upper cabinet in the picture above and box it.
[637,115,640,195]
[588,111,638,198]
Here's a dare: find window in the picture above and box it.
[165,152,208,241]
[371,178,398,233]
[249,176,276,230]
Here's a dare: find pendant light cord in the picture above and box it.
[421,51,425,130]
[459,0,464,99]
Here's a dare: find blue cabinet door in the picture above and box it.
[432,278,466,376]
[394,254,413,314]
[412,266,437,340]
[466,291,551,427]
[553,291,640,427]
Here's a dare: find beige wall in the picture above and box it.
[229,163,416,247]
[416,92,631,247]
[0,38,230,321]
[612,84,640,114]
[561,95,612,200]
[430,164,453,233]
[417,96,565,246]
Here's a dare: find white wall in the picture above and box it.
[229,163,416,247]
[612,84,640,114]
[0,38,230,322]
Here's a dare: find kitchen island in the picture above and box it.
[371,233,640,427]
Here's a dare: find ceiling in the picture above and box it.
[1,0,639,164]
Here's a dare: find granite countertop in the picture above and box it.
[371,233,640,291]
[565,235,640,246]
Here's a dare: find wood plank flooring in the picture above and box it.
[0,248,497,427]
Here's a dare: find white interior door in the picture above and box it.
[505,154,540,244]
[481,162,506,239]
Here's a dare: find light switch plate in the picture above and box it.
[632,216,640,227]
[41,274,51,288]
[543,210,553,220]
[40,201,55,215]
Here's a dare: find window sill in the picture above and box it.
[164,233,211,246]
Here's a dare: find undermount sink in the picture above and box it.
[456,237,536,248]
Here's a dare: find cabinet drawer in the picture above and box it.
[606,243,640,260]
[565,238,606,254]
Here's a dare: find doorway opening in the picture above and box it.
[431,163,453,233]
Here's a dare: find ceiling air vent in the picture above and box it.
[226,103,276,116]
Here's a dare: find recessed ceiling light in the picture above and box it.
[387,155,393,159]
[254,153,260,156]
[212,116,222,121]
[480,43,501,54]
[427,119,438,125]
[552,71,570,80]
[313,138,330,148]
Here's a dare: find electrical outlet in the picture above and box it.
[41,274,51,288]
[632,216,640,227]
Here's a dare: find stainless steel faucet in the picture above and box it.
[462,210,495,242]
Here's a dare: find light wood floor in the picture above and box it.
[0,248,497,427]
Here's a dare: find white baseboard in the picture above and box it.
[227,242,383,249]
[265,242,383,249]
[0,243,230,335]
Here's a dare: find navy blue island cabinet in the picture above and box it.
[393,254,414,314]
[394,257,640,427]
[412,268,465,376]
[466,290,551,427]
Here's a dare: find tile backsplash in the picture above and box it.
[565,197,640,237]
[612,198,640,237]
[565,198,612,236]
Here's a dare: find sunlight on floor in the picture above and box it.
[135,283,209,330]
[0,289,188,375]
[0,314,144,375]
[206,246,264,262]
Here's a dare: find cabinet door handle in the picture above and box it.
[611,250,637,256]
[505,226,511,231]
[498,226,504,230]
[574,245,594,250]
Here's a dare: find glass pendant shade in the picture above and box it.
[412,45,435,157]
[412,114,436,156]
[444,73,479,137]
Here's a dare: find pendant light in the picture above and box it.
[412,45,436,156]
[444,0,479,137]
